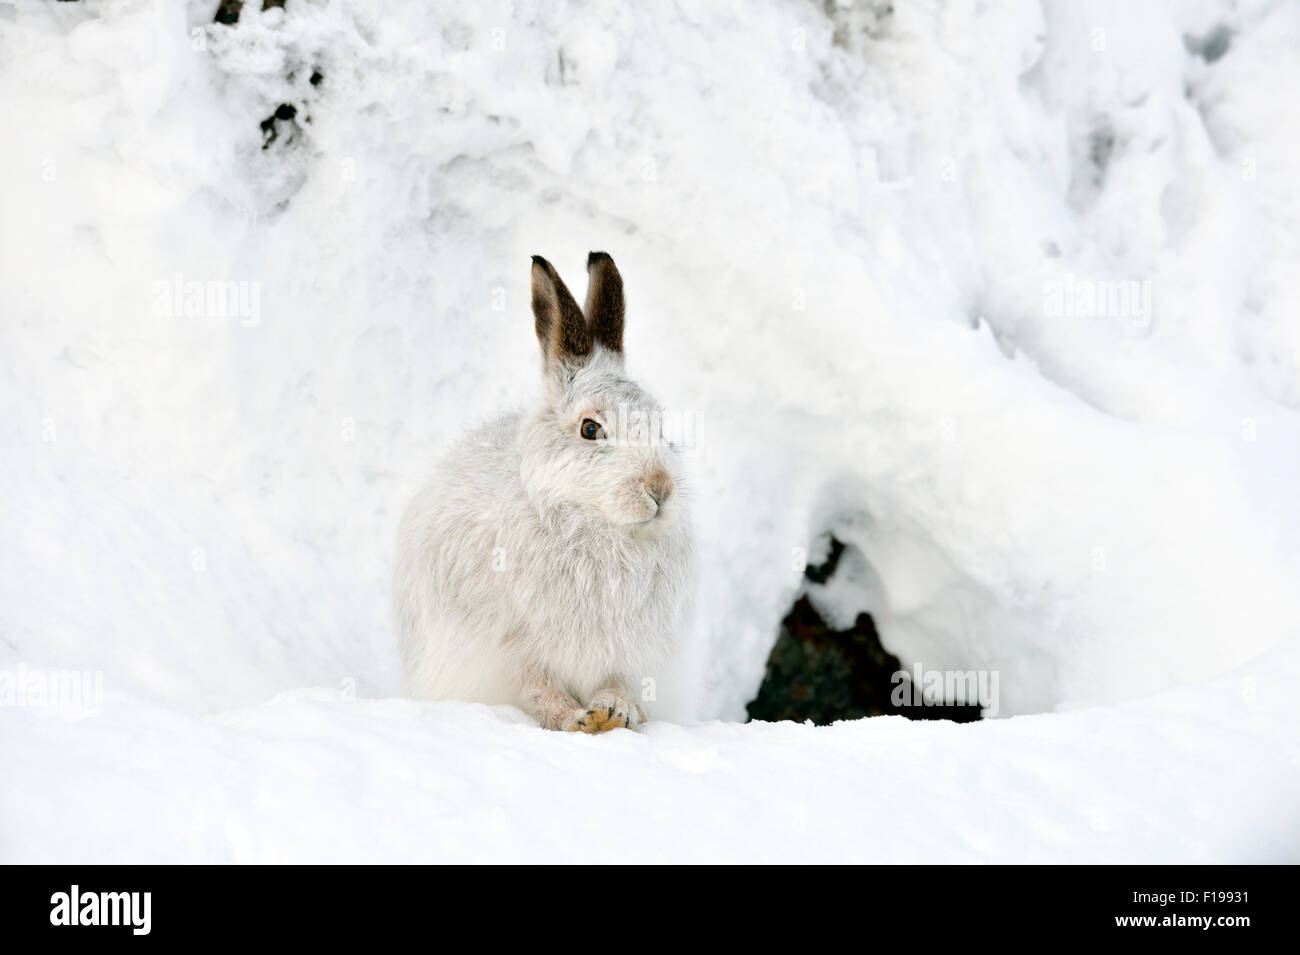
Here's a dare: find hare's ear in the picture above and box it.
[584,251,624,355]
[531,256,592,370]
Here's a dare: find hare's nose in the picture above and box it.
[645,469,674,505]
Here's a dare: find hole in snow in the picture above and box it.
[746,535,984,725]
[260,103,299,149]
[1184,25,1233,64]
[214,0,285,26]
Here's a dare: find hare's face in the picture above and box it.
[522,252,683,532]
[521,351,682,530]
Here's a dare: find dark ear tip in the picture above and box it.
[587,250,614,269]
[531,255,551,271]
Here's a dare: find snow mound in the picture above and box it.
[4,641,1297,863]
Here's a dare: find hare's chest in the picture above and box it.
[509,542,677,683]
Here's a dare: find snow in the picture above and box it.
[6,641,1298,863]
[2,0,1298,861]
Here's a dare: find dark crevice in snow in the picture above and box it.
[825,0,895,50]
[1184,25,1233,64]
[214,0,284,26]
[747,536,983,726]
[260,103,299,149]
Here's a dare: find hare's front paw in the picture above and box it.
[564,692,641,733]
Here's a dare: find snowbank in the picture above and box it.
[5,641,1297,863]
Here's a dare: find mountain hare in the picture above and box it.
[393,252,693,732]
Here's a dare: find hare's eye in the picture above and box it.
[580,419,604,441]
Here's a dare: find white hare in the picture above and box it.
[393,252,692,732]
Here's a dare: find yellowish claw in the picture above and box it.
[566,706,629,734]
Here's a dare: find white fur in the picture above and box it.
[393,345,693,728]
